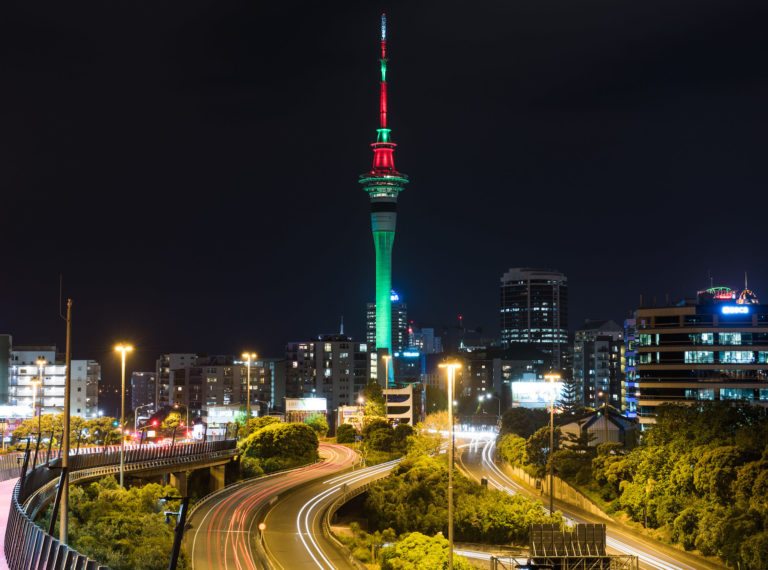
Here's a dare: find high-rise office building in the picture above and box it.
[408,327,443,355]
[359,14,409,385]
[573,320,623,408]
[366,290,408,354]
[500,267,569,368]
[634,284,768,424]
[622,318,638,417]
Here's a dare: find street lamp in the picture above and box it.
[382,354,392,387]
[439,361,461,570]
[477,393,501,418]
[242,352,258,420]
[382,355,392,419]
[114,343,134,488]
[544,371,561,515]
[30,380,41,434]
[134,403,154,434]
[35,358,46,432]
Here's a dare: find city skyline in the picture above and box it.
[2,2,766,384]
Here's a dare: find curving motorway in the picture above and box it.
[262,458,401,569]
[457,437,722,570]
[187,443,358,570]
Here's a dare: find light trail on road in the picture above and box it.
[292,459,401,569]
[188,443,357,570]
[464,438,713,570]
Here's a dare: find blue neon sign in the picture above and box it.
[721,306,750,315]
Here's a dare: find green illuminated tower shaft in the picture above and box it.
[360,14,408,384]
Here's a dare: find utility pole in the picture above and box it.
[60,298,72,543]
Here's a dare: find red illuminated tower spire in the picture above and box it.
[360,13,409,386]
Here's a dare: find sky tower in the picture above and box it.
[360,13,409,385]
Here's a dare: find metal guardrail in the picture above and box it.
[4,439,238,570]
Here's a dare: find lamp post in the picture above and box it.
[242,352,258,420]
[544,371,561,515]
[135,403,154,434]
[35,358,47,432]
[598,390,609,444]
[30,380,41,434]
[253,399,271,417]
[382,355,391,419]
[477,393,501,418]
[114,343,134,488]
[439,361,461,570]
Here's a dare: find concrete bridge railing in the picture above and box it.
[4,439,238,570]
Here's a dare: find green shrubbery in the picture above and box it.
[365,454,562,544]
[45,477,186,570]
[238,421,319,474]
[335,423,357,443]
[497,402,768,568]
[380,532,472,570]
[304,413,329,437]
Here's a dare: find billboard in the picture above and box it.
[285,398,327,412]
[512,381,563,408]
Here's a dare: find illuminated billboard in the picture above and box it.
[511,381,563,408]
[285,398,327,412]
[722,306,750,315]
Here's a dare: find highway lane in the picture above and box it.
[457,437,722,570]
[187,443,358,570]
[263,458,401,569]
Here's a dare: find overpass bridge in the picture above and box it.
[4,439,238,570]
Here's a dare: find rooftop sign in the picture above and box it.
[722,306,750,315]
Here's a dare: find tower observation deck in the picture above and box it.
[359,14,409,385]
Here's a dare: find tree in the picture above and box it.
[557,376,583,416]
[238,422,319,472]
[380,532,472,570]
[422,411,450,432]
[242,416,281,437]
[52,476,187,570]
[499,408,549,439]
[363,418,391,440]
[160,412,181,434]
[392,423,414,453]
[526,426,561,478]
[304,414,329,437]
[368,429,394,452]
[496,434,527,467]
[336,423,357,444]
[361,382,386,417]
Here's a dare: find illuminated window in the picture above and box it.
[720,351,755,364]
[721,388,754,400]
[324,343,332,353]
[688,333,713,345]
[684,351,714,364]
[719,333,742,346]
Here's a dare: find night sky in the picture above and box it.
[2,1,767,393]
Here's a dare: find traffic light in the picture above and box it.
[152,420,159,427]
[112,420,119,427]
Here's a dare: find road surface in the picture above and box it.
[187,443,357,570]
[457,437,722,570]
[262,458,401,569]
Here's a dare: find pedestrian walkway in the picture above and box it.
[0,478,16,570]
